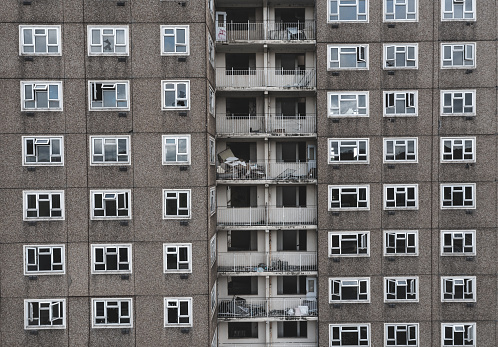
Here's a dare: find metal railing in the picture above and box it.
[217,207,267,226]
[217,161,268,180]
[216,113,266,135]
[218,297,317,319]
[216,68,316,89]
[216,113,316,135]
[268,206,317,226]
[217,21,316,42]
[268,113,316,134]
[217,252,317,273]
[216,160,316,181]
[269,252,317,272]
[266,161,316,181]
[216,206,317,226]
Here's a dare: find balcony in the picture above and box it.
[217,21,316,42]
[216,113,316,136]
[216,161,316,182]
[217,206,317,227]
[218,297,317,320]
[216,68,316,89]
[218,252,317,273]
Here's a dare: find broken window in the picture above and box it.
[21,81,62,111]
[89,81,129,110]
[91,190,131,219]
[88,26,128,55]
[23,136,63,165]
[162,81,190,109]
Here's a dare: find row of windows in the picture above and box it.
[328,0,476,22]
[329,137,475,163]
[329,184,476,210]
[24,297,192,329]
[330,230,476,257]
[329,322,475,347]
[328,43,476,70]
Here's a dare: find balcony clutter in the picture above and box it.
[218,297,317,319]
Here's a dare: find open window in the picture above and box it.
[89,81,129,110]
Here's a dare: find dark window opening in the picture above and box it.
[228,230,257,251]
[228,322,258,338]
[228,276,258,295]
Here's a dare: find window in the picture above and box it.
[328,45,368,70]
[441,43,475,68]
[328,185,370,211]
[384,277,418,302]
[210,282,217,317]
[21,81,62,111]
[211,329,217,347]
[329,324,370,346]
[163,243,192,273]
[90,136,130,165]
[163,189,191,219]
[441,277,476,302]
[210,234,217,267]
[209,136,216,165]
[328,139,369,163]
[384,44,417,68]
[441,230,475,256]
[384,323,419,346]
[328,92,369,117]
[229,322,258,339]
[440,184,475,209]
[162,81,190,110]
[384,184,418,210]
[161,26,189,55]
[162,135,190,165]
[22,136,63,166]
[208,0,214,18]
[19,25,61,55]
[329,277,370,303]
[92,298,132,328]
[208,35,215,67]
[384,138,417,162]
[23,190,64,221]
[441,323,475,347]
[384,0,417,21]
[88,81,129,110]
[90,190,131,220]
[87,26,129,55]
[24,245,65,275]
[328,0,368,22]
[229,276,258,295]
[442,0,475,20]
[278,321,308,338]
[210,187,216,216]
[441,137,475,162]
[24,299,65,329]
[92,244,132,274]
[164,298,192,327]
[440,90,475,116]
[384,91,417,116]
[329,232,370,257]
[384,230,418,256]
[209,85,215,115]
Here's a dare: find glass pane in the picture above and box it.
[47,29,57,44]
[177,29,186,44]
[165,90,175,107]
[117,84,126,100]
[23,29,33,44]
[35,36,47,53]
[49,85,58,100]
[92,29,101,45]
[103,36,114,52]
[36,91,48,108]
[164,36,175,52]
[103,90,117,107]
[116,30,125,44]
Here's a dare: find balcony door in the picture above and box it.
[216,12,227,41]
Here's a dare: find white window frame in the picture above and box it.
[24,299,66,329]
[210,187,216,216]
[384,230,419,256]
[164,297,193,327]
[384,184,419,210]
[441,43,475,68]
[441,0,476,21]
[383,91,417,117]
[208,35,215,67]
[210,282,217,317]
[87,25,129,56]
[21,81,63,111]
[328,185,370,211]
[23,190,65,221]
[161,80,190,110]
[384,0,418,21]
[328,91,369,117]
[440,90,475,116]
[329,277,370,303]
[328,45,369,70]
[88,81,130,111]
[327,0,369,22]
[90,135,130,165]
[22,136,64,166]
[90,190,132,220]
[24,245,65,275]
[441,230,476,256]
[328,231,370,257]
[440,183,475,209]
[384,323,419,346]
[441,276,476,302]
[91,244,132,274]
[440,137,476,162]
[383,138,418,163]
[162,135,191,165]
[328,139,369,164]
[209,136,216,165]
[161,25,190,56]
[92,298,133,328]
[163,243,192,273]
[329,324,371,346]
[163,189,191,219]
[210,234,217,267]
[212,328,217,347]
[19,25,61,56]
[384,44,418,69]
[441,323,475,347]
[209,85,215,116]
[384,277,419,302]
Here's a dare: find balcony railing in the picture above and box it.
[217,252,317,273]
[217,206,317,227]
[216,161,316,181]
[218,297,317,319]
[216,68,316,89]
[216,113,316,135]
[217,21,316,42]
